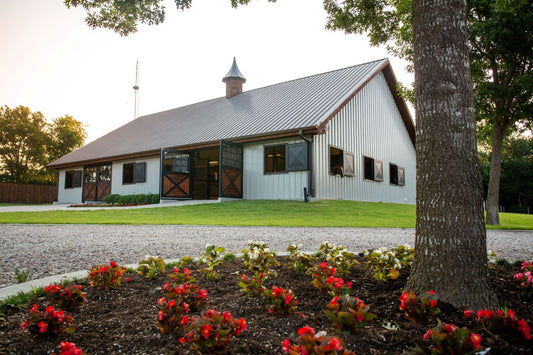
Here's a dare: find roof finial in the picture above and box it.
[223,57,246,98]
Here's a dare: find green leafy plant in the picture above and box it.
[363,244,414,281]
[88,261,126,289]
[44,283,86,310]
[464,308,531,340]
[399,290,440,323]
[241,240,280,278]
[20,305,75,336]
[163,282,207,311]
[223,252,236,261]
[286,244,317,273]
[263,286,298,315]
[324,295,376,333]
[282,325,355,354]
[0,291,34,315]
[238,272,266,297]
[168,267,196,286]
[423,320,482,355]
[14,268,31,283]
[199,244,226,280]
[317,242,359,276]
[179,309,247,353]
[137,256,166,279]
[156,296,190,333]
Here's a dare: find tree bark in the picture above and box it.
[485,119,506,225]
[406,0,498,309]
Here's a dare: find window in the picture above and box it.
[164,152,189,173]
[330,146,354,177]
[364,156,383,182]
[123,162,146,184]
[390,163,405,186]
[65,170,82,188]
[265,145,286,173]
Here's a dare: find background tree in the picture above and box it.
[469,0,533,225]
[0,105,87,184]
[0,105,48,183]
[47,115,87,163]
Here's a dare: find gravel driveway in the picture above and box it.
[1,224,532,288]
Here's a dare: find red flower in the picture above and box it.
[330,296,339,305]
[158,297,166,305]
[99,266,108,273]
[518,319,531,340]
[423,329,432,340]
[181,315,190,326]
[109,261,117,268]
[198,289,207,300]
[20,320,29,331]
[222,312,232,321]
[284,293,293,305]
[467,333,482,349]
[241,273,246,280]
[272,286,284,297]
[178,337,186,344]
[282,339,291,353]
[55,310,65,323]
[429,300,437,307]
[201,324,212,339]
[168,300,176,308]
[46,306,55,314]
[464,309,474,318]
[320,262,328,269]
[428,290,436,295]
[324,337,342,351]
[158,311,164,321]
[38,321,48,333]
[59,341,84,355]
[346,281,352,289]
[445,323,458,333]
[30,304,39,314]
[298,325,315,336]
[184,268,190,276]
[126,278,131,282]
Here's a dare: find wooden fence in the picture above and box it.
[0,182,57,204]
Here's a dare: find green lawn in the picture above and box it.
[0,199,531,229]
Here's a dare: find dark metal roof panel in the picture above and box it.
[49,59,390,167]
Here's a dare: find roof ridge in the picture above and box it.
[241,58,388,94]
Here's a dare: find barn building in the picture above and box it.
[48,58,416,204]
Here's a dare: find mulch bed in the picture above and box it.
[0,257,531,354]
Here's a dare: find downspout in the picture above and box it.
[299,130,314,202]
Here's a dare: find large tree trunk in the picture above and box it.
[406,0,498,310]
[485,120,506,225]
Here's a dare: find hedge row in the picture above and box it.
[103,193,160,205]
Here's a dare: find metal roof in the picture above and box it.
[49,58,413,168]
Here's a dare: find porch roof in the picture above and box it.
[48,58,414,169]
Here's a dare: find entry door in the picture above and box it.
[161,149,191,199]
[83,165,111,202]
[219,140,243,198]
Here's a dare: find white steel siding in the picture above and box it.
[57,167,83,204]
[313,72,416,204]
[111,156,160,196]
[243,138,309,200]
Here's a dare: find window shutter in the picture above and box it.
[73,170,82,187]
[398,167,405,186]
[343,152,355,176]
[133,162,146,183]
[287,142,308,171]
[374,160,384,181]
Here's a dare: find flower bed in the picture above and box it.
[0,246,531,354]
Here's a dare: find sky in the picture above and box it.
[0,0,413,144]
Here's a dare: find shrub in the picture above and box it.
[399,290,440,323]
[20,305,75,336]
[88,261,126,289]
[324,295,376,333]
[423,320,482,354]
[180,309,246,354]
[282,325,355,355]
[163,282,207,311]
[263,286,299,315]
[103,194,120,204]
[137,256,166,279]
[44,283,86,310]
[310,262,337,294]
[168,267,196,286]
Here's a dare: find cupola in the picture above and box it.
[222,57,246,98]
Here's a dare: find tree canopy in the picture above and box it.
[0,105,87,184]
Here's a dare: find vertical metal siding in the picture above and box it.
[111,156,161,196]
[243,138,308,200]
[313,73,416,204]
[57,167,84,204]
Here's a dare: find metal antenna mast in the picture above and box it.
[133,59,140,119]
